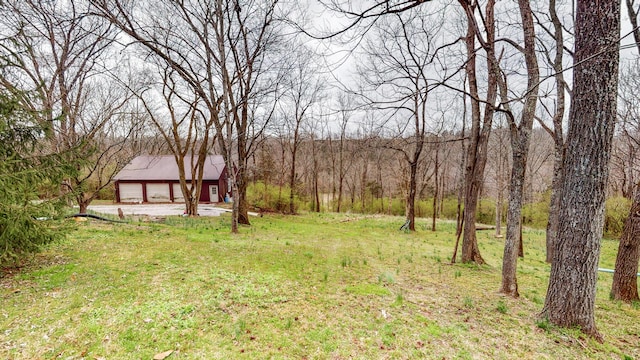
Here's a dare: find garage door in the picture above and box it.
[146,183,170,202]
[172,183,185,202]
[118,183,143,203]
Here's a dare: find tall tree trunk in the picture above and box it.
[501,151,527,297]
[495,135,505,238]
[541,0,620,340]
[453,85,468,263]
[312,138,320,213]
[459,0,497,265]
[544,0,568,264]
[236,172,250,225]
[361,162,367,212]
[289,144,298,214]
[407,161,418,231]
[500,0,539,298]
[610,0,640,300]
[432,145,439,232]
[611,185,640,302]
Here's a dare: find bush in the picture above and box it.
[476,199,496,225]
[604,196,631,238]
[522,199,550,229]
[246,182,303,214]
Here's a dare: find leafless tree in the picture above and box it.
[457,0,498,264]
[281,47,325,214]
[532,0,572,264]
[356,8,445,230]
[136,67,216,216]
[90,0,286,232]
[497,0,540,298]
[0,0,143,213]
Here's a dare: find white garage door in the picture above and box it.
[146,183,170,202]
[172,183,185,202]
[119,183,143,203]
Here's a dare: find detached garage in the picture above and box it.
[114,155,228,204]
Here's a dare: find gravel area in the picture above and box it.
[85,204,225,217]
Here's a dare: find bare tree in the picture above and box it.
[357,9,444,230]
[331,94,355,213]
[533,0,571,264]
[541,0,620,340]
[137,67,216,216]
[0,0,142,213]
[458,0,498,264]
[499,0,540,297]
[282,48,325,214]
[90,0,285,232]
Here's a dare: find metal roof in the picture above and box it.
[114,155,226,181]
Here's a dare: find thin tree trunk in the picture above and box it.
[459,0,497,265]
[501,153,526,297]
[407,161,418,231]
[289,140,298,215]
[500,0,539,297]
[544,0,567,264]
[611,185,640,302]
[432,146,439,232]
[546,151,564,262]
[609,0,640,300]
[541,0,620,340]
[78,194,89,214]
[495,146,504,238]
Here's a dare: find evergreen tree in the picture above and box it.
[0,92,77,265]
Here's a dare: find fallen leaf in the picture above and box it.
[153,350,174,360]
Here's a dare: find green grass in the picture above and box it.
[1,213,639,359]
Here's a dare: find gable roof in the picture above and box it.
[114,155,226,181]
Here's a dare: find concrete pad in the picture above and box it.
[85,204,224,217]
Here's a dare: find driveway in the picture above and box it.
[86,203,225,217]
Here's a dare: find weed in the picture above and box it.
[454,270,462,278]
[378,271,395,285]
[234,319,247,339]
[341,257,352,267]
[463,297,474,308]
[536,318,552,332]
[496,300,508,314]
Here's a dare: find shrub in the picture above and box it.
[246,182,304,214]
[522,199,550,229]
[604,196,631,238]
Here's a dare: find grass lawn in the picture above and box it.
[1,213,639,359]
